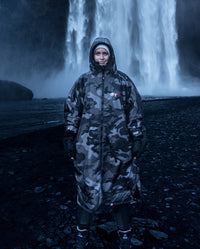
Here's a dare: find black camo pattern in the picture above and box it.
[64,37,145,212]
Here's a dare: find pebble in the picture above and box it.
[66,200,72,204]
[63,225,71,235]
[8,171,15,175]
[169,226,176,232]
[48,210,56,216]
[1,97,200,249]
[46,238,57,247]
[59,205,68,210]
[161,216,168,221]
[97,221,117,234]
[184,238,189,243]
[57,231,66,240]
[149,229,168,240]
[131,217,159,228]
[164,188,169,192]
[34,186,46,193]
[131,237,143,246]
[37,235,46,242]
[57,177,64,182]
[164,197,173,201]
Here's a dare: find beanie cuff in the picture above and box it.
[94,44,110,55]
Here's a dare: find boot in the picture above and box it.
[118,229,132,249]
[76,227,89,249]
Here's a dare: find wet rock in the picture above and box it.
[59,205,68,210]
[1,97,200,248]
[169,226,176,232]
[57,231,66,240]
[57,177,64,182]
[46,238,58,247]
[131,217,159,228]
[161,216,168,221]
[63,225,71,235]
[163,188,170,192]
[66,200,72,204]
[8,171,15,175]
[96,221,118,242]
[131,237,143,246]
[184,238,189,243]
[48,210,56,216]
[149,229,168,240]
[0,80,33,101]
[34,186,46,193]
[164,197,173,201]
[97,221,117,233]
[37,235,46,242]
[55,192,61,196]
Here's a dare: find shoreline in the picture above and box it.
[0,96,200,142]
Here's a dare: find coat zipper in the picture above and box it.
[100,71,105,201]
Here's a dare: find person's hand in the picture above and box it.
[132,140,143,158]
[132,133,147,159]
[63,131,76,160]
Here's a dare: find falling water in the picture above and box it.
[134,0,179,93]
[66,0,180,95]
[66,0,86,66]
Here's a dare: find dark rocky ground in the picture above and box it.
[0,97,200,249]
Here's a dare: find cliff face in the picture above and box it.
[0,80,33,101]
[0,0,69,77]
[176,0,200,77]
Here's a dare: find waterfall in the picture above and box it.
[66,0,180,95]
[134,0,179,93]
[94,0,133,72]
[66,0,86,65]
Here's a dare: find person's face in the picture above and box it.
[94,48,110,66]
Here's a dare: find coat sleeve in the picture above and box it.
[126,81,145,142]
[64,77,84,135]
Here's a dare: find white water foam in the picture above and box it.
[65,0,182,96]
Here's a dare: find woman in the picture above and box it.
[64,37,146,249]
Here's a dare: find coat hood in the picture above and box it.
[89,37,117,74]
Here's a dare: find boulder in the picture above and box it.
[0,80,33,101]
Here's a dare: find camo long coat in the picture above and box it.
[64,37,145,213]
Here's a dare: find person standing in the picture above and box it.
[64,37,146,249]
